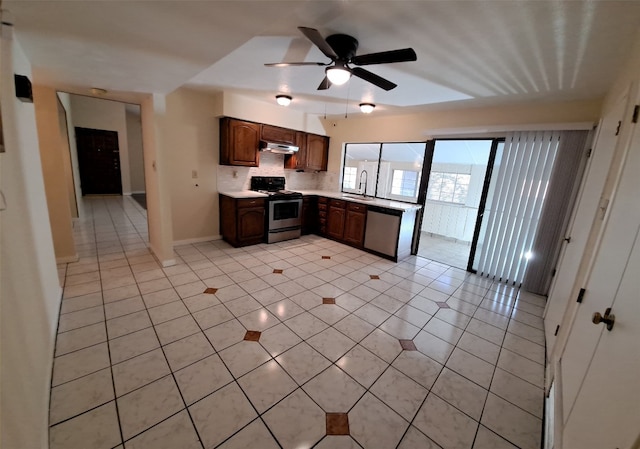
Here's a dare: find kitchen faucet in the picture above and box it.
[359,170,368,197]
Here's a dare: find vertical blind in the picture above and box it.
[475,131,561,285]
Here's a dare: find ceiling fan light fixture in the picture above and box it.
[359,103,375,114]
[275,95,292,106]
[326,67,351,85]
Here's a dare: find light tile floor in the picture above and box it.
[51,196,547,449]
[417,233,472,270]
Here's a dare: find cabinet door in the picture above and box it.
[327,200,346,240]
[301,196,317,235]
[237,207,265,244]
[344,204,367,247]
[305,134,329,171]
[221,118,260,167]
[284,131,307,170]
[261,124,295,145]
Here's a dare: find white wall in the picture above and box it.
[70,95,132,194]
[57,92,84,218]
[125,105,145,193]
[0,28,62,449]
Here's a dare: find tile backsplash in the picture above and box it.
[217,152,340,192]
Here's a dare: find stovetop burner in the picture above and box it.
[250,177,302,200]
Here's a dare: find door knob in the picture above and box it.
[592,307,615,331]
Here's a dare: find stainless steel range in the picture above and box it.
[250,176,303,243]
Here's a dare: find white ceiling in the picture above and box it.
[6,1,640,117]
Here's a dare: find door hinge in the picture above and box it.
[586,147,592,158]
[633,105,639,124]
[554,325,560,336]
[551,268,556,277]
[577,288,586,303]
[615,121,622,136]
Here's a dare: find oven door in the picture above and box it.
[269,198,302,230]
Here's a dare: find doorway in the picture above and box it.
[75,127,122,195]
[416,139,496,269]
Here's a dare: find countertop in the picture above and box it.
[219,190,422,212]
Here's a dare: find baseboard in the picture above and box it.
[56,254,79,264]
[131,191,146,194]
[148,242,176,268]
[123,191,132,196]
[173,235,221,246]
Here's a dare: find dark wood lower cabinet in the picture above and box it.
[317,197,328,236]
[344,203,367,247]
[219,194,265,247]
[302,196,318,235]
[327,199,346,240]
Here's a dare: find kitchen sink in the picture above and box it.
[343,194,376,201]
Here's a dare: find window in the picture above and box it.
[427,172,471,204]
[391,170,420,197]
[342,166,357,190]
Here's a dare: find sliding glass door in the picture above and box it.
[416,139,496,269]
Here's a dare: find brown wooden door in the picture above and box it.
[237,207,265,243]
[344,204,367,247]
[305,134,329,171]
[75,127,122,195]
[327,200,346,240]
[221,118,260,166]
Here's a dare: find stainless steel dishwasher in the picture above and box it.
[364,206,402,258]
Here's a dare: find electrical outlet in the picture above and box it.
[191,170,198,179]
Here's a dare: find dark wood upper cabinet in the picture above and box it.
[261,124,295,145]
[220,118,260,167]
[285,132,329,172]
[305,133,329,171]
[221,117,328,170]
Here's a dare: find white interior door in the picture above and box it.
[559,100,640,449]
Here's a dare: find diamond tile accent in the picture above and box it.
[52,197,545,449]
[243,330,262,342]
[399,339,417,351]
[326,413,350,435]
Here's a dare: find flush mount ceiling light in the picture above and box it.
[325,65,351,86]
[90,87,108,96]
[359,103,375,114]
[276,95,292,106]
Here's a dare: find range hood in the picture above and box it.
[260,141,299,155]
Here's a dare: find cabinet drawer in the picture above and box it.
[318,197,328,204]
[329,199,347,209]
[237,198,265,208]
[318,210,327,218]
[347,203,367,213]
[318,203,327,211]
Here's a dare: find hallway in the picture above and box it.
[50,196,547,449]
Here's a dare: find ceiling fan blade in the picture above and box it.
[264,62,328,67]
[351,67,397,91]
[351,48,417,66]
[317,76,332,90]
[298,27,337,60]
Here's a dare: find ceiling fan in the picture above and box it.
[265,27,417,91]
